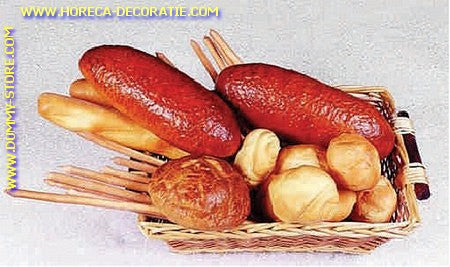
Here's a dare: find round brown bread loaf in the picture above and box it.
[148,155,251,231]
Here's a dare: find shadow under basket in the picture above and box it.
[136,86,429,254]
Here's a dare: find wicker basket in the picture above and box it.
[137,85,429,254]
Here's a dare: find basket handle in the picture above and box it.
[395,110,430,200]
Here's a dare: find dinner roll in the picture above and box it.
[326,133,381,191]
[350,176,397,223]
[261,166,339,224]
[275,144,328,173]
[325,190,357,222]
[234,129,281,186]
[149,155,251,230]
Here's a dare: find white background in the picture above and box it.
[0,0,448,265]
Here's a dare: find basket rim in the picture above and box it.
[137,215,420,240]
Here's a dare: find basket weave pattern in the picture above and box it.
[137,86,422,254]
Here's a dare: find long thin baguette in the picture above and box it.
[38,92,189,159]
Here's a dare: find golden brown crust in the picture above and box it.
[148,155,250,230]
[315,147,329,172]
[37,92,188,159]
[325,190,357,222]
[234,129,280,186]
[275,144,328,173]
[69,78,111,107]
[261,166,339,224]
[326,133,381,191]
[350,176,397,223]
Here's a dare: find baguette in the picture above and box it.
[38,92,188,159]
[69,78,111,107]
[216,63,395,158]
[79,45,242,157]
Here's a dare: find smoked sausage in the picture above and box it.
[215,63,395,158]
[79,45,241,157]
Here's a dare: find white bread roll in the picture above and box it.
[325,190,357,222]
[261,166,339,224]
[350,176,397,223]
[234,129,280,186]
[275,144,328,173]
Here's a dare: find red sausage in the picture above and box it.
[79,45,241,157]
[216,63,395,158]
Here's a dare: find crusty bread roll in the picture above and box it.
[325,190,357,222]
[350,176,397,223]
[275,144,328,173]
[234,129,280,186]
[149,155,251,230]
[326,133,381,191]
[69,79,111,107]
[261,166,339,224]
[38,93,188,159]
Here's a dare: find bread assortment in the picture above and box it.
[253,133,395,224]
[11,31,401,232]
